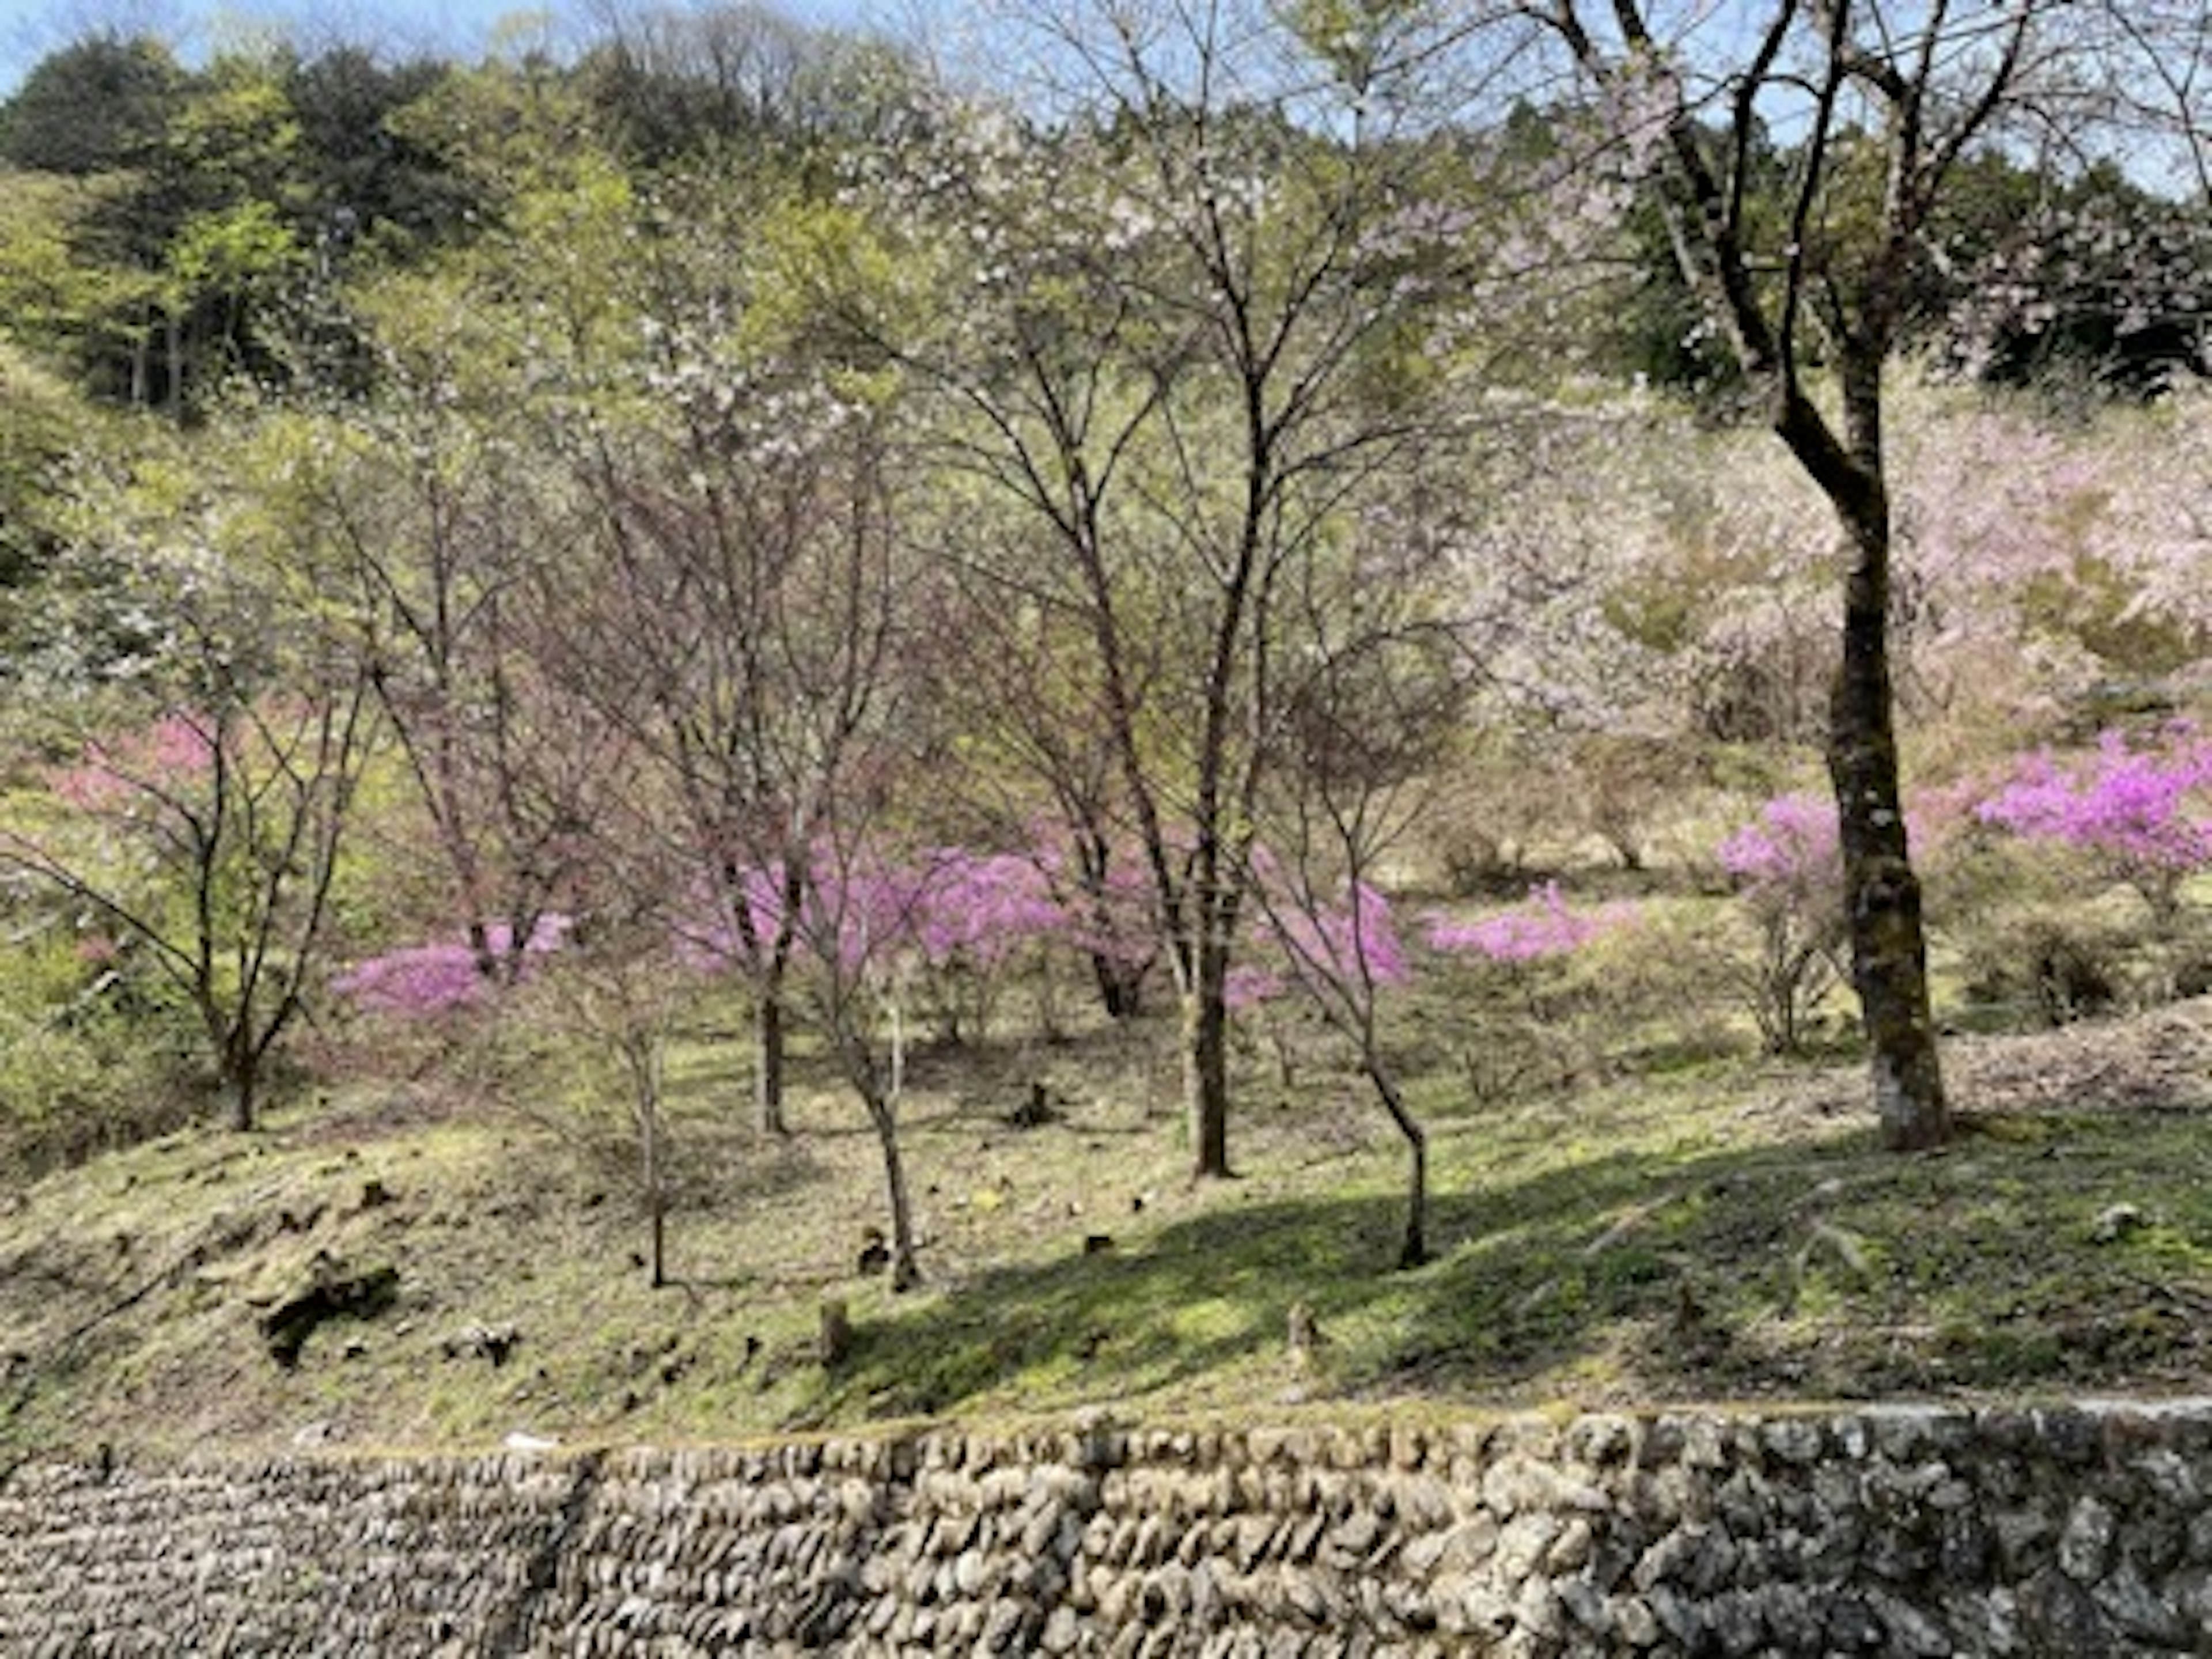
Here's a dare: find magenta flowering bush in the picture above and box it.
[1030,833,1157,1003]
[1715,794,1846,1055]
[1976,727,2212,922]
[897,849,1070,1041]
[637,843,1084,1043]
[1229,877,1412,1014]
[1417,881,1641,1101]
[334,916,572,1017]
[912,851,1067,971]
[1424,880,1630,964]
[1717,792,1840,900]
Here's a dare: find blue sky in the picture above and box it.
[0,0,902,99]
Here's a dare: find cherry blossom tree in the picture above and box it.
[1535,0,2119,1149]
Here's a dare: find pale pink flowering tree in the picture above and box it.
[539,171,922,1142]
[869,0,1559,1185]
[1533,0,2116,1149]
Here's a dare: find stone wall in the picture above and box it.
[6,1402,2212,1655]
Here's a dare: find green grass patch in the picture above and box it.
[10,984,2212,1460]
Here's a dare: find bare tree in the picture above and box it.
[304,338,614,989]
[873,0,1542,1178]
[2,539,373,1132]
[1244,495,1471,1268]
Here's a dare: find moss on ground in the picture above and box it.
[9,988,2212,1461]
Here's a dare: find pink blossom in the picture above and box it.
[49,713,217,811]
[1232,870,1413,1009]
[1717,793,1840,899]
[1225,963,1289,1010]
[911,850,1067,969]
[675,863,798,974]
[1977,726,2212,897]
[335,915,571,1017]
[1037,845,1156,969]
[1272,880,1411,987]
[1426,881,1635,964]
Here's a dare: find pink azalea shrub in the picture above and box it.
[911,850,1068,971]
[1425,881,1635,964]
[672,845,1081,1041]
[1976,726,2212,921]
[1229,877,1412,1012]
[1419,881,1642,1100]
[1717,793,1840,904]
[897,849,1070,1041]
[1715,795,1846,1055]
[334,916,571,1017]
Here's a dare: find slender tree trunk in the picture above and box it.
[840,1034,920,1290]
[629,1032,669,1287]
[643,1111,666,1289]
[165,313,184,419]
[1183,931,1232,1180]
[1363,1053,1428,1270]
[1090,951,1145,1020]
[863,1088,921,1291]
[754,986,787,1137]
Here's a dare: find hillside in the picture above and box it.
[10,989,2212,1466]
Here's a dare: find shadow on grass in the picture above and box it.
[804,1125,1861,1422]
[801,1100,2212,1422]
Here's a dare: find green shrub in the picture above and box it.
[0,924,186,1174]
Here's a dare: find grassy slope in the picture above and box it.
[8,984,2212,1464]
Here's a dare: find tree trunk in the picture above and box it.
[1828,516,1950,1149]
[754,986,787,1137]
[226,1070,256,1134]
[643,1110,666,1289]
[165,312,184,419]
[630,1031,669,1287]
[1182,946,1232,1180]
[862,1086,922,1291]
[1089,950,1145,1020]
[1812,350,1950,1151]
[1363,1054,1428,1270]
[216,1013,257,1132]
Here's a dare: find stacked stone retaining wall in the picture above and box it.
[7,1402,2212,1654]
